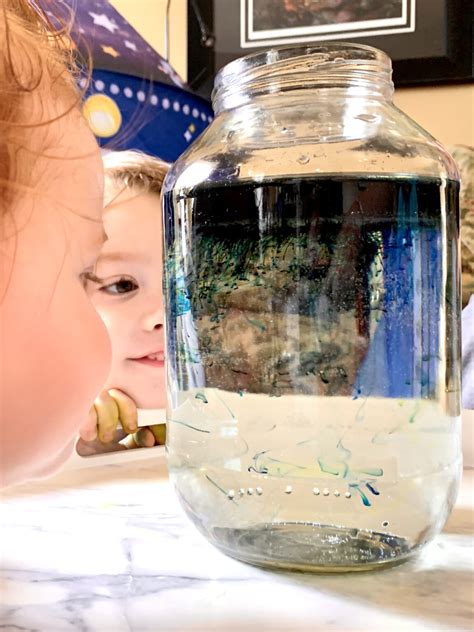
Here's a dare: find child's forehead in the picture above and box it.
[101,191,162,254]
[103,180,156,207]
[103,183,161,213]
[95,238,163,273]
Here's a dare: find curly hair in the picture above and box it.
[0,0,87,210]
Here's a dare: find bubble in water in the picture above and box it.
[323,488,330,496]
[285,485,293,494]
[313,487,320,495]
[382,520,389,528]
[334,490,340,497]
[345,491,352,499]
[334,57,345,63]
[256,487,263,495]
[298,155,310,165]
[227,489,235,500]
[355,113,377,123]
[247,487,254,495]
[239,488,245,496]
[281,127,289,134]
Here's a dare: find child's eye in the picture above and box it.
[100,277,139,295]
[80,271,139,296]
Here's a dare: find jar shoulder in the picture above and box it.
[164,102,459,194]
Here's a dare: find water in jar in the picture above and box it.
[163,175,461,571]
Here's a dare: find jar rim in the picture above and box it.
[212,43,393,113]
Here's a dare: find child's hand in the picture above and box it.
[120,424,166,449]
[79,388,138,443]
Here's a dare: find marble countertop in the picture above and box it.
[1,455,473,632]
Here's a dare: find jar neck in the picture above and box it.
[213,44,394,115]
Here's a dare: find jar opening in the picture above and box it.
[213,43,393,114]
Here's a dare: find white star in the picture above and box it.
[124,40,137,52]
[88,12,119,34]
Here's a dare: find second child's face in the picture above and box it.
[86,189,165,409]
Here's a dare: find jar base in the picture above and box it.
[206,522,415,573]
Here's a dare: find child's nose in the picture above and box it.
[142,305,164,332]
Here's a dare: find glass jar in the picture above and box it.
[162,44,461,571]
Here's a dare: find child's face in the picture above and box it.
[87,188,165,409]
[0,107,112,486]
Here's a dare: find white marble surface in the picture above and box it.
[1,455,473,632]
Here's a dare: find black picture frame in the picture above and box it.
[188,0,473,99]
[187,0,215,99]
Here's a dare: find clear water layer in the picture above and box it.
[168,391,461,570]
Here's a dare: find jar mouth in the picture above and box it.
[213,43,393,113]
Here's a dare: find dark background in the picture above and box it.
[188,0,473,100]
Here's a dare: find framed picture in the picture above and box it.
[188,0,473,96]
[241,0,416,48]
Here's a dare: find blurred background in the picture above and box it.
[114,0,472,148]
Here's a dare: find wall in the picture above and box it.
[109,0,187,81]
[394,84,474,148]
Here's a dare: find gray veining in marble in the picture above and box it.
[1,459,473,631]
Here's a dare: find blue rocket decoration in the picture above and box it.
[44,0,213,162]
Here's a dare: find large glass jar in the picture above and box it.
[162,44,461,571]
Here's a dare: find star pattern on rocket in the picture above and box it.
[101,45,120,58]
[88,11,119,34]
[61,0,186,87]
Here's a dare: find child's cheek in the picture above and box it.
[0,268,112,486]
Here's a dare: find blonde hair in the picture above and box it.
[103,150,169,198]
[0,0,85,210]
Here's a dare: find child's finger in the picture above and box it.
[149,424,166,445]
[76,430,128,456]
[78,407,98,442]
[94,391,120,443]
[107,388,138,434]
[134,427,157,448]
